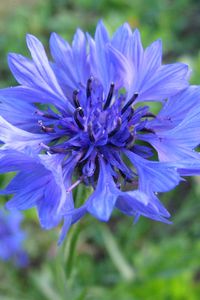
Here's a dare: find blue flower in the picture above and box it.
[0,207,28,266]
[0,21,199,243]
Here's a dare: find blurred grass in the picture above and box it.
[0,0,200,299]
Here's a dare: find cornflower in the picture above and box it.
[0,21,200,243]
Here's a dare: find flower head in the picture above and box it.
[0,21,200,243]
[0,208,28,266]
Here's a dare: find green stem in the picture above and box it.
[99,223,135,281]
[62,222,81,280]
[62,184,92,280]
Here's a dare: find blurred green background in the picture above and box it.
[0,0,200,299]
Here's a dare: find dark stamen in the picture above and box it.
[74,108,84,130]
[73,90,80,108]
[42,127,54,133]
[121,92,139,114]
[103,83,115,110]
[38,120,54,133]
[41,145,79,155]
[119,169,133,183]
[49,147,67,154]
[88,123,95,142]
[127,107,135,122]
[126,133,135,147]
[35,111,58,119]
[140,127,155,134]
[86,78,92,99]
[43,114,58,120]
[79,107,84,117]
[108,117,122,137]
[142,113,156,118]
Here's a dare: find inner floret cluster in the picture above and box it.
[39,81,145,190]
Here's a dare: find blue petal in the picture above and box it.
[0,86,71,113]
[87,158,120,221]
[58,206,87,245]
[8,53,40,87]
[2,168,47,194]
[141,99,200,162]
[5,171,49,210]
[140,133,200,162]
[57,217,72,245]
[26,34,65,98]
[8,52,73,113]
[135,39,162,91]
[125,31,189,101]
[72,29,90,85]
[111,23,132,56]
[0,151,74,230]
[107,44,132,91]
[177,163,200,176]
[0,116,52,151]
[0,95,44,132]
[39,154,73,214]
[37,177,63,229]
[146,86,200,130]
[0,149,40,173]
[167,104,200,149]
[94,20,110,92]
[50,32,78,88]
[116,190,171,224]
[130,29,143,70]
[125,150,181,192]
[6,185,44,210]
[87,33,97,78]
[138,63,189,101]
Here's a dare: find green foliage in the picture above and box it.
[0,0,200,299]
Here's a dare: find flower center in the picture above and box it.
[71,80,139,148]
[37,78,155,190]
